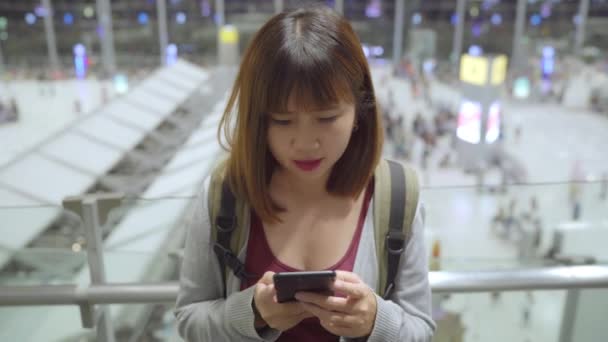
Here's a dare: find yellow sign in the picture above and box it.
[459,55,488,85]
[219,25,239,44]
[491,55,508,85]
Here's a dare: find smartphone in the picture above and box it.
[273,271,336,303]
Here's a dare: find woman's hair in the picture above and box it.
[218,5,383,223]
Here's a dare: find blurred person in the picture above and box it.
[0,101,6,122]
[393,116,409,160]
[521,305,531,328]
[174,6,435,342]
[490,291,501,304]
[521,196,539,223]
[413,112,425,138]
[569,160,584,220]
[10,98,19,118]
[491,206,507,237]
[429,240,441,272]
[101,86,109,104]
[514,124,522,143]
[387,88,395,114]
[504,199,521,240]
[73,99,82,114]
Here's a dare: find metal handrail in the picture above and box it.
[1,265,608,306]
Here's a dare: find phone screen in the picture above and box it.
[273,271,336,303]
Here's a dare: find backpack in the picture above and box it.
[208,158,419,299]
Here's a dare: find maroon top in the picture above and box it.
[241,182,374,342]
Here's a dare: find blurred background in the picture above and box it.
[0,0,607,341]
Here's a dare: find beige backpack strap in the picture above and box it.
[373,159,420,298]
[373,159,391,293]
[208,160,227,245]
[403,165,420,236]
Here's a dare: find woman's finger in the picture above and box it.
[295,292,351,312]
[300,301,346,322]
[333,279,368,299]
[334,270,362,284]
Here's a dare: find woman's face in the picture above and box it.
[267,95,356,183]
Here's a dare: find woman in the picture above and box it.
[175,6,435,342]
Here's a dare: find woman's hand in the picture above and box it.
[295,270,377,338]
[253,271,314,331]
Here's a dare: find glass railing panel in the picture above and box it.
[0,305,85,342]
[99,196,193,284]
[108,303,177,342]
[0,204,88,286]
[568,288,608,341]
[421,181,607,272]
[433,290,568,342]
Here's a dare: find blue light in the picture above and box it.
[471,23,482,37]
[468,45,483,56]
[491,13,502,26]
[64,13,74,25]
[542,58,554,75]
[138,12,149,25]
[362,45,370,58]
[73,44,87,79]
[530,14,542,26]
[25,13,37,25]
[201,0,211,17]
[372,46,384,56]
[365,0,382,18]
[541,46,555,78]
[541,3,552,18]
[176,12,187,24]
[412,13,422,26]
[166,43,178,66]
[412,13,422,25]
[451,13,459,26]
[542,46,555,58]
[34,6,48,17]
[213,13,223,25]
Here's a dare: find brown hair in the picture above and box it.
[218,5,383,223]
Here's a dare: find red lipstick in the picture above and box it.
[293,159,323,171]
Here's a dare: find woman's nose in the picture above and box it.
[291,124,320,151]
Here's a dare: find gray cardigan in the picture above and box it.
[175,177,436,341]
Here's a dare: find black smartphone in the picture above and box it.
[273,271,336,303]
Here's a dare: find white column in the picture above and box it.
[335,0,344,14]
[96,0,116,75]
[574,0,590,53]
[215,0,225,26]
[452,0,466,67]
[157,0,169,65]
[42,0,60,72]
[392,0,406,70]
[512,0,527,72]
[274,0,284,14]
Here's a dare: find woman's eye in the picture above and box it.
[318,116,337,123]
[271,118,292,125]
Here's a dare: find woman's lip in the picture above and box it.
[293,158,323,171]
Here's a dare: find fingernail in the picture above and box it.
[294,293,302,300]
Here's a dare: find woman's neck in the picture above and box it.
[271,168,333,205]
